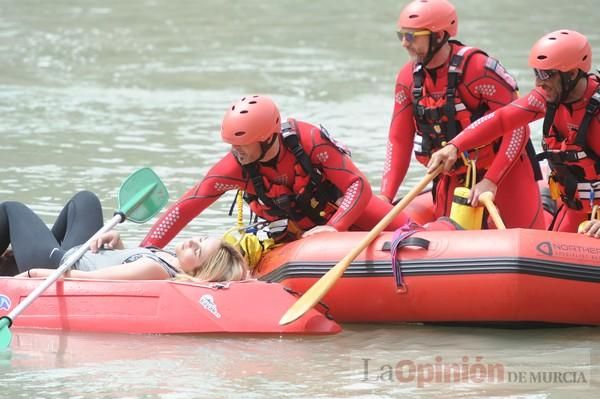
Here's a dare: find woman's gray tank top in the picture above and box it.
[61,246,179,277]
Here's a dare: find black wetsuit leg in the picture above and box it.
[51,190,104,249]
[0,201,64,271]
[0,191,104,274]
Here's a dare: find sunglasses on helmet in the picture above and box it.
[533,68,557,81]
[396,30,431,43]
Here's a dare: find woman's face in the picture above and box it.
[175,236,221,274]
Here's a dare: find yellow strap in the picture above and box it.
[239,234,263,269]
[463,158,477,189]
[222,226,243,247]
[548,174,561,200]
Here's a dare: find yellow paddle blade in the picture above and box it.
[279,166,442,325]
[478,192,506,230]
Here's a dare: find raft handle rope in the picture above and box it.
[461,151,477,190]
[282,286,335,320]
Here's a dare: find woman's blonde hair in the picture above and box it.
[176,240,248,282]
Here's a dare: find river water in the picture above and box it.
[1,0,599,397]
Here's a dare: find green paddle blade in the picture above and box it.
[0,318,11,349]
[118,168,168,223]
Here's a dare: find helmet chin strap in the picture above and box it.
[422,32,450,67]
[557,70,586,104]
[257,134,279,162]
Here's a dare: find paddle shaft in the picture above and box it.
[2,213,123,324]
[279,167,442,325]
[478,192,506,230]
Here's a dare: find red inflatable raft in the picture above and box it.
[255,228,600,326]
[0,278,340,334]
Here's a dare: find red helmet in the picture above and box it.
[397,0,458,37]
[529,30,592,73]
[221,95,281,146]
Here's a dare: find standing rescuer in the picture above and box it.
[141,95,410,248]
[428,30,600,237]
[380,0,545,230]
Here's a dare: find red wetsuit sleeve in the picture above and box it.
[300,122,372,231]
[484,124,529,185]
[140,154,246,247]
[458,54,536,184]
[381,64,416,201]
[452,89,548,183]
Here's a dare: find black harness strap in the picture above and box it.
[242,121,342,224]
[537,83,600,208]
[526,140,543,181]
[412,42,488,153]
[575,86,600,147]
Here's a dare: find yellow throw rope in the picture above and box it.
[236,189,244,228]
[223,190,274,270]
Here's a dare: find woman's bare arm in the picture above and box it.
[18,257,172,280]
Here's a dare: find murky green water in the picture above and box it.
[1,0,599,397]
